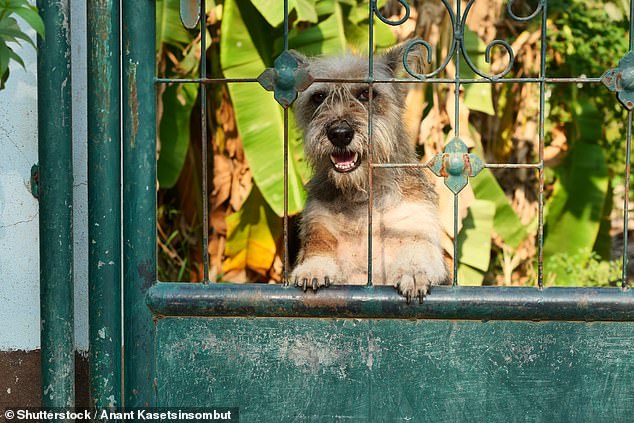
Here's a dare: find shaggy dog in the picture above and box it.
[290,45,449,303]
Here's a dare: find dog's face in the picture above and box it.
[293,48,412,191]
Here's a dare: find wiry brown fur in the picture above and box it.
[291,45,450,302]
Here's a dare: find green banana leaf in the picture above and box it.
[221,0,309,216]
[470,169,529,249]
[543,142,609,285]
[250,0,319,27]
[457,199,496,285]
[158,83,198,188]
[156,0,192,49]
[461,27,495,116]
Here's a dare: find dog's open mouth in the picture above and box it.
[330,151,360,173]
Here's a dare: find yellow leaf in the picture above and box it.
[222,187,281,278]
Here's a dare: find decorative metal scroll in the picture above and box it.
[401,0,544,80]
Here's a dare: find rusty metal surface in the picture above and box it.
[123,0,157,408]
[36,0,75,411]
[147,283,634,321]
[87,0,122,409]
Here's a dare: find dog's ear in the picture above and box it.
[377,39,425,77]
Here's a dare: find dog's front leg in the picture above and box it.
[390,239,449,304]
[291,223,340,292]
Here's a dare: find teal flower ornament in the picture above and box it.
[428,138,485,194]
[257,51,313,108]
[602,51,634,110]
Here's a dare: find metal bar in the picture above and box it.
[154,77,604,85]
[371,163,542,169]
[146,283,634,322]
[537,0,548,288]
[452,0,462,286]
[200,0,209,282]
[87,0,122,409]
[122,0,157,408]
[631,0,634,52]
[36,0,75,410]
[623,110,633,288]
[367,1,375,286]
[283,0,289,285]
[284,0,289,51]
[155,77,260,84]
[622,0,634,288]
[453,194,459,286]
[283,108,290,285]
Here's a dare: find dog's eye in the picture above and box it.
[311,92,326,105]
[356,88,372,102]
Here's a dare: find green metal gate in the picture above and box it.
[36,0,634,420]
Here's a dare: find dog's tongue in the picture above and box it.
[332,151,356,165]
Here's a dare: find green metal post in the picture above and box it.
[87,0,122,409]
[122,0,157,407]
[36,0,75,410]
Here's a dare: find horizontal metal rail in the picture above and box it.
[154,77,603,85]
[373,163,542,169]
[147,283,634,321]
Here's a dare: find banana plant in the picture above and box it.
[0,0,44,89]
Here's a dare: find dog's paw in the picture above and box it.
[290,256,340,292]
[395,271,432,304]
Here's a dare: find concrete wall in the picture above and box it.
[0,0,89,352]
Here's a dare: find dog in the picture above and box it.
[290,44,450,303]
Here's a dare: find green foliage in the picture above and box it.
[460,27,495,116]
[543,142,609,284]
[545,249,621,287]
[156,0,204,189]
[158,83,198,188]
[0,0,44,89]
[457,199,496,285]
[542,0,628,285]
[547,0,629,174]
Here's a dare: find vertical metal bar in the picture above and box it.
[367,1,375,286]
[283,0,290,285]
[453,0,462,286]
[621,0,634,288]
[122,0,157,407]
[87,0,122,408]
[537,0,547,289]
[36,0,75,410]
[623,112,632,288]
[283,108,290,285]
[284,0,289,51]
[453,194,459,286]
[631,0,634,52]
[201,0,210,282]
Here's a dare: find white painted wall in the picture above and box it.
[0,0,89,351]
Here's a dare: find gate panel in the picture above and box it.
[156,318,634,422]
[110,0,634,418]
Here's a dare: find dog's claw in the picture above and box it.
[302,278,308,292]
[294,276,299,287]
[406,292,412,305]
[312,277,318,291]
[419,290,424,304]
[324,276,330,287]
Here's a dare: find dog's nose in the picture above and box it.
[327,122,354,147]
